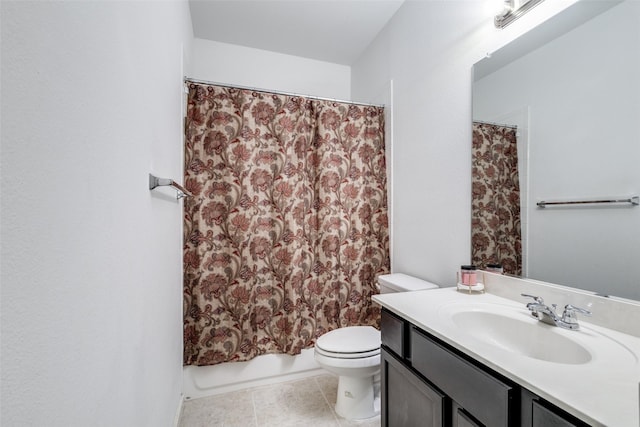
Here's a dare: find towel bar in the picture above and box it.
[537,196,639,208]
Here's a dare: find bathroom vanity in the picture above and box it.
[380,309,588,426]
[372,273,640,427]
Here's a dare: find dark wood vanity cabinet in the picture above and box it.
[380,308,590,427]
[381,309,445,426]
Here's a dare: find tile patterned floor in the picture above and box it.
[178,374,381,427]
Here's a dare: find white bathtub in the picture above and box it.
[182,348,323,399]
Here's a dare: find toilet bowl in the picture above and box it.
[315,326,381,420]
[314,273,439,420]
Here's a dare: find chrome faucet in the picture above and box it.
[521,294,592,330]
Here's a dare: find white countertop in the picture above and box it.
[373,287,640,427]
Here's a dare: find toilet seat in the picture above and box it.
[315,346,380,359]
[315,326,380,359]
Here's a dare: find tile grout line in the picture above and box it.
[250,386,260,427]
[314,375,342,426]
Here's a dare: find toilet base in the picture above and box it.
[334,374,380,420]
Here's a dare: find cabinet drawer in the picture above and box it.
[381,309,407,358]
[410,327,514,427]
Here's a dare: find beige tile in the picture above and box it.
[260,412,340,427]
[252,377,336,425]
[179,389,257,427]
[315,373,339,406]
[337,415,381,427]
[178,402,224,427]
[177,374,368,427]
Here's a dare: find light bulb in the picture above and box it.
[497,0,513,17]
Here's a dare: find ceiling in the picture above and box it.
[189,0,405,65]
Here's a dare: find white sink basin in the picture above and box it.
[451,310,591,364]
[438,303,638,366]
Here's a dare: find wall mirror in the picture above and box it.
[472,0,640,301]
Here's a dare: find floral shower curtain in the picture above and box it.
[471,122,522,276]
[182,83,389,366]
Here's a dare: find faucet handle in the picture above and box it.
[521,293,544,304]
[563,304,592,317]
[561,304,592,328]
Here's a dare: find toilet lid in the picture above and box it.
[316,326,380,354]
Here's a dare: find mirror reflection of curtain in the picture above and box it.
[182,83,390,366]
[472,122,522,275]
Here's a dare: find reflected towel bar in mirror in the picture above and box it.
[149,173,192,200]
[537,196,639,208]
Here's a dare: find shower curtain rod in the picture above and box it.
[184,77,384,108]
[473,120,518,129]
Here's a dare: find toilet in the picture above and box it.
[314,273,439,420]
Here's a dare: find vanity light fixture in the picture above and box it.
[495,0,545,29]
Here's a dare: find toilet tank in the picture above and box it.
[377,273,439,294]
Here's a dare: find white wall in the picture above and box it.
[1,2,193,426]
[351,0,582,287]
[473,1,640,300]
[191,38,351,100]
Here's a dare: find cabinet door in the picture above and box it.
[532,401,582,427]
[381,347,445,427]
[522,388,590,427]
[453,403,483,427]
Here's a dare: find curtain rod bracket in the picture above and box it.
[149,173,192,200]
